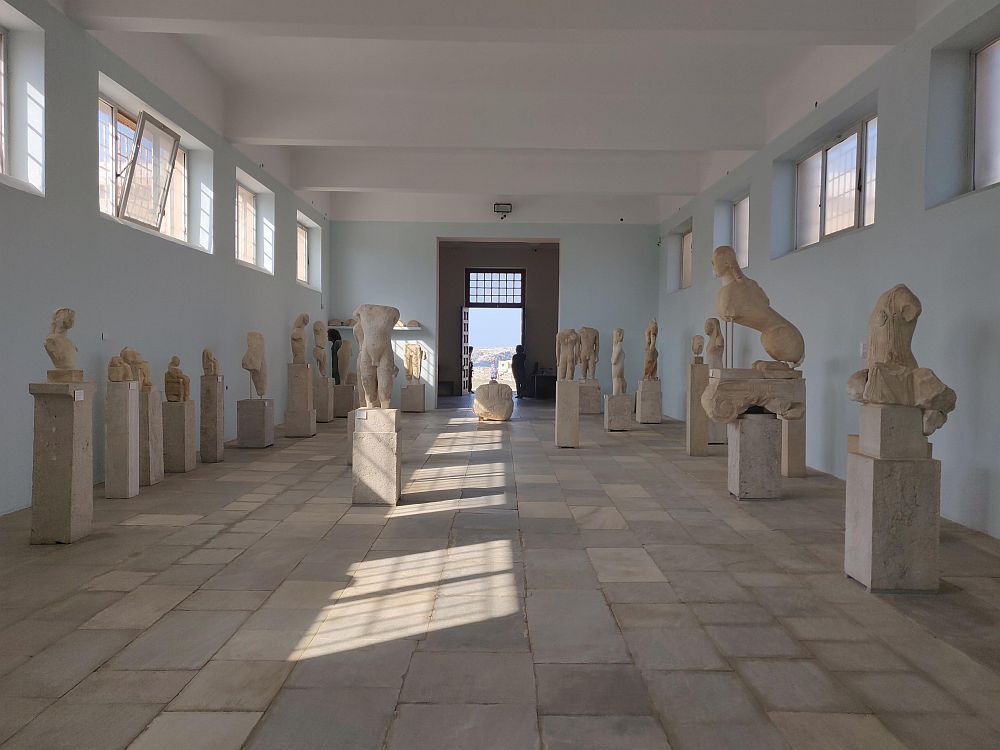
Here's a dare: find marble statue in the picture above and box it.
[164,356,191,402]
[44,308,80,381]
[120,347,152,391]
[338,339,353,384]
[352,317,365,403]
[705,318,725,370]
[473,380,514,421]
[711,245,804,370]
[578,327,600,380]
[202,349,220,376]
[404,343,425,384]
[353,303,401,408]
[692,335,704,358]
[242,331,267,398]
[556,329,580,381]
[291,313,309,365]
[611,328,626,395]
[847,284,956,435]
[107,355,130,382]
[643,320,659,380]
[313,321,329,377]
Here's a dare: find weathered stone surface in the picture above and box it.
[686,362,709,456]
[237,399,274,448]
[315,375,335,423]
[781,413,806,478]
[241,331,267,398]
[163,400,197,473]
[604,394,632,432]
[858,404,928,460]
[354,303,401,408]
[635,380,661,424]
[611,328,626,396]
[105,380,139,499]
[291,312,310,365]
[728,414,781,500]
[578,327,600,381]
[334,384,356,418]
[556,381,580,448]
[473,381,513,422]
[286,363,316,437]
[353,409,401,505]
[643,320,659,380]
[200,375,224,463]
[139,390,164,487]
[43,308,80,381]
[556,329,580,381]
[701,368,804,423]
[353,407,401,434]
[579,380,602,414]
[401,383,426,413]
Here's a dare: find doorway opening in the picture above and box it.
[468,307,524,392]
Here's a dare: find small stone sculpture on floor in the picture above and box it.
[242,331,268,398]
[353,303,401,408]
[705,317,725,370]
[313,320,329,377]
[577,327,600,380]
[643,320,659,380]
[107,355,130,382]
[473,380,514,421]
[404,343,425,383]
[202,349,220,376]
[556,329,580,381]
[291,313,309,364]
[44,308,81,382]
[164,356,191,402]
[611,328,626,395]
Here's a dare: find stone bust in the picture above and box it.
[44,308,80,381]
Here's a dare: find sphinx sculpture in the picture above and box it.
[643,320,659,380]
[404,343,425,384]
[107,355,130,382]
[847,284,956,435]
[313,321,329,377]
[555,329,580,381]
[164,356,191,402]
[202,349,220,376]
[242,331,267,398]
[353,304,401,408]
[705,317,725,370]
[577,327,600,380]
[120,347,152,391]
[712,245,803,370]
[44,308,81,382]
[291,313,309,365]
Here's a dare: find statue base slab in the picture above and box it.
[314,375,335,423]
[285,410,317,438]
[105,380,139,499]
[47,369,84,383]
[604,394,632,431]
[286,363,316,437]
[28,382,96,544]
[635,380,662,424]
[334,384,356,417]
[401,383,426,413]
[555,381,580,448]
[709,422,728,445]
[686,362,709,456]
[353,408,401,505]
[163,400,197,473]
[728,413,781,499]
[139,390,164,487]
[578,380,602,414]
[200,375,225,463]
[237,399,274,448]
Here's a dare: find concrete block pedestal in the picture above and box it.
[28,382,96,544]
[728,413,781,499]
[604,393,632,431]
[163,400,197,473]
[401,383,426,413]
[578,380,602,414]
[334,384,357,418]
[555,380,580,448]
[237,399,274,448]
[636,380,662,424]
[685,360,709,456]
[315,375,335,423]
[286,363,317,437]
[200,375,224,463]
[105,380,139,499]
[139,389,164,487]
[352,408,401,505]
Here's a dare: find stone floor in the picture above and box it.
[2,399,1000,749]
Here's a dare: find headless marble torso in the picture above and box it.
[354,304,400,408]
[556,329,580,381]
[577,327,599,381]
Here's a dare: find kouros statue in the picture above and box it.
[202,349,220,376]
[313,321,329,377]
[353,304,401,408]
[120,347,152,391]
[291,313,309,365]
[556,329,580,381]
[847,284,956,436]
[692,335,705,358]
[611,328,626,395]
[705,318,725,370]
[577,327,600,380]
[712,245,804,370]
[44,308,81,382]
[164,356,191,402]
[107,355,130,382]
[643,320,659,380]
[404,343,425,384]
[242,331,267,398]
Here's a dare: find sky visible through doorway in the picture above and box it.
[469,308,522,389]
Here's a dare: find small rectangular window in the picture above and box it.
[732,195,750,267]
[465,269,524,307]
[161,147,187,242]
[296,223,309,283]
[863,117,878,226]
[824,132,859,235]
[680,230,693,289]
[796,152,822,248]
[117,113,180,229]
[235,183,257,265]
[0,28,7,175]
[975,38,1000,190]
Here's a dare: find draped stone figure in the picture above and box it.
[577,327,600,380]
[242,331,267,397]
[404,343,425,384]
[705,317,725,370]
[556,329,580,381]
[353,304,401,408]
[202,349,220,376]
[164,356,191,402]
[643,320,659,380]
[611,328,626,395]
[291,313,309,365]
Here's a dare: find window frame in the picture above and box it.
[464,268,526,308]
[973,36,1000,192]
[731,194,750,268]
[296,222,309,283]
[235,182,258,266]
[679,230,693,289]
[116,111,181,231]
[0,27,8,176]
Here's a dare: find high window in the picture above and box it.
[466,270,524,307]
[975,37,1000,190]
[296,223,309,283]
[680,230,693,289]
[795,116,878,249]
[732,195,750,267]
[235,183,257,266]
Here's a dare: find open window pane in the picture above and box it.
[824,132,859,235]
[98,99,116,214]
[296,224,309,282]
[680,231,693,288]
[796,152,822,248]
[118,113,180,229]
[863,117,878,226]
[235,184,257,264]
[975,38,1000,190]
[161,147,187,242]
[0,31,7,175]
[733,195,750,267]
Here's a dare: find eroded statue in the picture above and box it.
[291,313,309,365]
[107,355,130,382]
[577,327,600,380]
[164,356,191,402]
[44,308,81,382]
[556,329,580,381]
[120,347,152,391]
[338,339,353,385]
[202,349,220,376]
[473,380,514,422]
[353,303,401,408]
[643,320,659,380]
[242,331,267,398]
[611,328,626,396]
[313,321,329,377]
[705,318,725,370]
[692,335,704,358]
[404,343,425,384]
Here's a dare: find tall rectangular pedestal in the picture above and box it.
[314,375,335,423]
[352,409,401,505]
[346,408,356,465]
[286,363,316,437]
[401,383,426,413]
[781,411,806,478]
[200,375,224,463]
[105,380,139,499]
[635,380,662,424]
[29,382,95,544]
[555,381,580,448]
[163,400,197,473]
[334,384,356,418]
[686,361,709,456]
[139,390,164,487]
[728,413,781,499]
[709,421,728,445]
[238,399,274,448]
[578,380,602,414]
[604,393,632,431]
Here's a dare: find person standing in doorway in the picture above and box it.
[512,344,527,398]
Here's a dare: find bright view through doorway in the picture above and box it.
[469,307,523,390]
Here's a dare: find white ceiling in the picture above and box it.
[60,0,955,221]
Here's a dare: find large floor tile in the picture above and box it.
[541,715,671,750]
[386,704,539,750]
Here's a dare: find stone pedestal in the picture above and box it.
[200,375,224,463]
[334,384,357,418]
[28,382,96,544]
[686,361,709,456]
[237,399,274,448]
[139,390,164,487]
[578,380,602,414]
[728,413,781,500]
[604,393,632,432]
[163,400,197,473]
[286,363,317,437]
[346,408,356,465]
[352,408,401,505]
[104,380,139,499]
[635,380,662,424]
[709,421,728,445]
[401,383,426,413]
[845,404,940,592]
[555,381,580,448]
[314,375,335,423]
